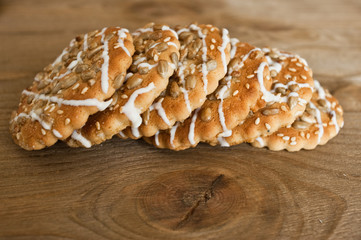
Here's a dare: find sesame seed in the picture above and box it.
[81,87,89,94]
[304,66,309,71]
[290,141,297,145]
[96,121,100,130]
[284,74,291,79]
[65,118,70,125]
[72,83,80,90]
[283,136,290,141]
[286,124,291,128]
[41,129,46,135]
[291,58,297,62]
[279,56,286,60]
[277,133,284,137]
[247,74,255,79]
[315,130,320,135]
[121,94,128,99]
[49,105,56,112]
[245,83,250,89]
[301,75,307,80]
[288,68,297,72]
[306,133,310,139]
[281,105,288,111]
[154,54,159,61]
[233,90,239,96]
[323,123,328,127]
[296,62,302,67]
[210,44,215,50]
[265,123,271,130]
[88,79,96,86]
[57,110,64,114]
[255,117,260,125]
[300,131,305,137]
[164,37,171,42]
[292,76,297,81]
[211,38,216,43]
[291,136,296,141]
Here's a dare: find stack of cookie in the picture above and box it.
[10,23,344,152]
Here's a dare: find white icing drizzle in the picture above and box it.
[118,130,126,138]
[132,27,153,37]
[188,108,200,145]
[180,87,192,113]
[218,28,230,74]
[12,111,51,130]
[217,85,232,138]
[313,80,341,134]
[116,28,131,57]
[217,136,230,147]
[151,98,171,126]
[256,59,312,104]
[161,25,179,39]
[52,129,63,138]
[121,83,156,138]
[229,38,239,58]
[255,137,265,147]
[71,130,91,148]
[22,90,112,111]
[169,122,179,148]
[100,27,110,94]
[154,131,160,146]
[309,101,324,144]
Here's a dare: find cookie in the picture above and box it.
[212,47,315,147]
[143,40,272,150]
[66,23,180,148]
[252,80,344,151]
[122,23,231,139]
[9,27,135,150]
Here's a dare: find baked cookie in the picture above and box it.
[252,80,344,151]
[67,23,180,148]
[122,23,231,139]
[212,47,314,147]
[9,27,134,150]
[143,40,272,150]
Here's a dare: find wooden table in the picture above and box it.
[1,0,360,239]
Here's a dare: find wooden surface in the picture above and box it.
[1,0,361,239]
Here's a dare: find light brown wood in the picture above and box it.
[1,0,361,239]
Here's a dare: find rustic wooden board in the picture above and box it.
[0,0,360,239]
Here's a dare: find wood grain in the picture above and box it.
[0,0,361,239]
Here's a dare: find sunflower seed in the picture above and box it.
[262,108,279,116]
[170,81,180,98]
[126,77,143,89]
[200,107,212,122]
[185,75,196,90]
[113,72,125,89]
[288,96,298,110]
[157,60,168,78]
